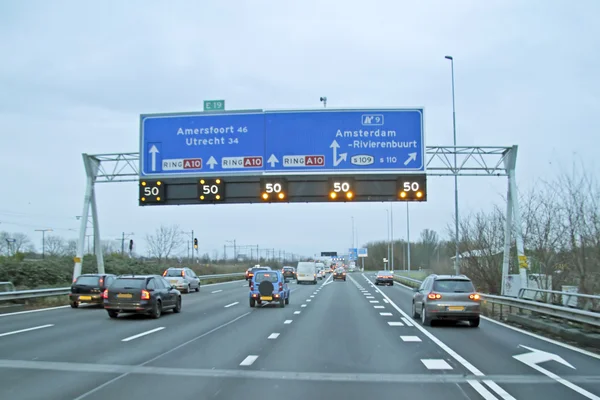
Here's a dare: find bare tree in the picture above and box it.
[65,239,78,256]
[45,235,66,256]
[12,233,32,253]
[419,229,439,269]
[101,240,120,255]
[146,225,182,261]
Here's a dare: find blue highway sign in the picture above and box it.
[265,109,424,174]
[139,108,424,177]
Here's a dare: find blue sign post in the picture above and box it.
[140,108,424,177]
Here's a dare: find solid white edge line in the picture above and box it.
[240,355,259,366]
[0,324,54,337]
[363,273,514,400]
[224,302,239,308]
[401,317,414,327]
[121,327,165,342]
[467,380,501,400]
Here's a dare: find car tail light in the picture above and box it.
[141,290,151,300]
[427,292,442,300]
[279,282,283,292]
[469,293,480,301]
[250,283,254,291]
[102,290,108,299]
[342,272,346,275]
[162,271,167,277]
[181,270,185,277]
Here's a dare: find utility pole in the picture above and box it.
[120,232,134,255]
[406,203,411,272]
[390,203,394,271]
[35,229,53,259]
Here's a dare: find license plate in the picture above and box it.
[117,293,133,299]
[79,296,92,301]
[260,296,273,301]
[448,306,465,311]
[170,280,178,284]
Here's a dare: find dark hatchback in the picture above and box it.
[103,275,182,319]
[282,266,296,280]
[375,270,394,286]
[69,274,117,308]
[333,268,346,281]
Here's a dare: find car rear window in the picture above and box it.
[433,279,475,293]
[164,269,183,277]
[251,267,269,273]
[283,267,294,271]
[378,271,389,275]
[111,278,146,289]
[74,276,100,286]
[254,272,278,283]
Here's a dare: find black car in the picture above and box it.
[333,268,346,281]
[103,274,181,319]
[375,270,394,286]
[282,266,296,280]
[69,273,117,308]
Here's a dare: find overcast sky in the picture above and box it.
[0,0,598,260]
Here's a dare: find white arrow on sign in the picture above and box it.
[267,154,279,167]
[513,345,600,400]
[403,152,417,166]
[330,140,347,167]
[149,145,159,171]
[207,156,218,170]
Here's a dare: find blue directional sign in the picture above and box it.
[264,109,424,173]
[140,111,265,177]
[139,108,425,177]
[349,248,358,260]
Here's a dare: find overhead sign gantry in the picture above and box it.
[139,108,427,205]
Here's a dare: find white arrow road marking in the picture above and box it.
[207,156,217,170]
[149,145,159,171]
[267,154,279,167]
[403,152,417,166]
[513,345,599,400]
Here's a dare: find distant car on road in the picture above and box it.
[69,273,117,308]
[247,266,272,286]
[282,266,296,280]
[103,274,181,319]
[375,271,394,286]
[412,274,481,327]
[249,270,290,308]
[333,267,346,281]
[162,267,200,293]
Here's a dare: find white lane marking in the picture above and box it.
[481,316,600,361]
[121,327,165,342]
[313,292,317,295]
[240,355,259,366]
[310,295,314,298]
[0,305,69,318]
[421,359,453,370]
[383,299,389,303]
[366,296,375,299]
[294,311,301,315]
[374,305,385,309]
[379,312,393,316]
[211,290,223,293]
[301,304,307,308]
[284,320,293,324]
[401,317,414,327]
[224,302,239,308]
[388,321,404,326]
[306,299,311,302]
[241,284,247,287]
[364,273,516,400]
[363,293,371,296]
[401,336,421,342]
[0,324,54,338]
[467,380,502,400]
[268,333,280,339]
[369,300,379,303]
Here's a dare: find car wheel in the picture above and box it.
[421,307,431,326]
[390,282,394,286]
[107,310,118,319]
[151,300,162,319]
[195,284,200,292]
[411,302,420,318]
[343,278,346,281]
[250,298,256,308]
[186,285,191,294]
[279,298,285,308]
[285,295,289,305]
[70,301,79,309]
[470,318,480,328]
[173,296,182,313]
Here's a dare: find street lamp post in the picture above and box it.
[35,229,53,259]
[445,55,460,275]
[386,209,390,271]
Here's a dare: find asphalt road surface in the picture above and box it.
[0,274,599,400]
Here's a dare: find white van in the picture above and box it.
[296,262,317,285]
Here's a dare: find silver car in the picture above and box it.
[163,267,201,293]
[411,274,481,327]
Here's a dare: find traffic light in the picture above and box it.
[193,238,198,249]
[129,239,134,251]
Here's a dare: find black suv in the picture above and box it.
[282,266,296,280]
[103,275,182,319]
[70,273,116,308]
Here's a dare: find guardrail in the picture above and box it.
[392,273,600,329]
[517,287,600,311]
[0,272,246,302]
